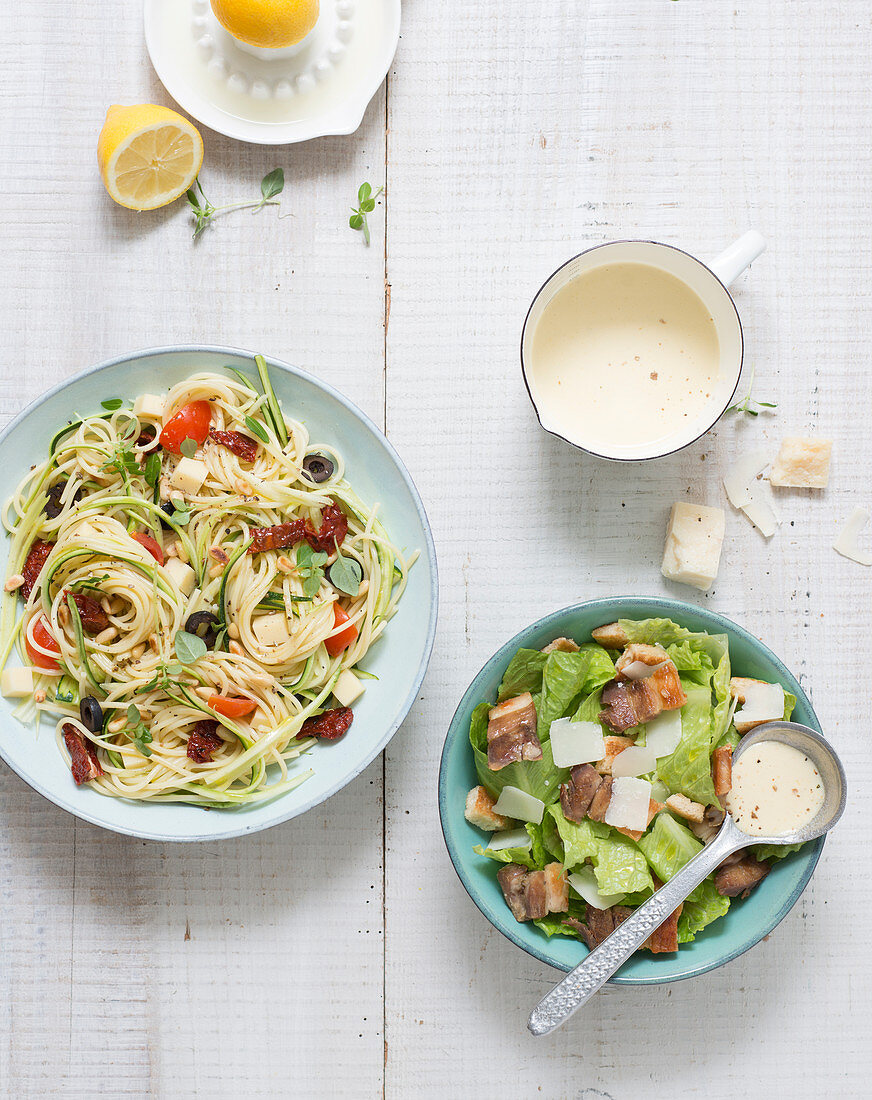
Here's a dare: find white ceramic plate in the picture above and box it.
[144,0,401,144]
[0,346,437,840]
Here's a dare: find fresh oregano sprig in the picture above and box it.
[349,182,384,246]
[187,169,285,240]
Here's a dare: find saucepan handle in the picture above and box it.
[709,231,767,287]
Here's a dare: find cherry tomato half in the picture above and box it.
[131,531,164,565]
[207,695,258,718]
[26,615,61,671]
[324,603,358,658]
[159,400,212,455]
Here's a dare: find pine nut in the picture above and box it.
[208,562,223,579]
[95,626,117,645]
[227,623,240,640]
[33,689,46,703]
[4,575,24,592]
[277,556,294,573]
[229,640,244,656]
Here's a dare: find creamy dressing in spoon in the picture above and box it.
[727,741,825,836]
[528,262,720,453]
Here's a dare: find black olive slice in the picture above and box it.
[185,611,219,648]
[301,454,334,484]
[80,696,104,734]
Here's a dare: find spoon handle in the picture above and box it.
[527,826,746,1036]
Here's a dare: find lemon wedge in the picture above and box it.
[97,105,204,212]
[210,0,319,49]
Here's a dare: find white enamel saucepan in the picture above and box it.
[520,232,767,461]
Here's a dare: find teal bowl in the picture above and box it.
[0,346,438,841]
[438,597,824,984]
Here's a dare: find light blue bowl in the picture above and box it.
[0,345,438,841]
[439,597,824,984]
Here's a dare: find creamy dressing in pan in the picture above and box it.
[528,262,720,452]
[726,741,825,836]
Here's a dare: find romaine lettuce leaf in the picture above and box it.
[638,812,703,883]
[469,702,567,803]
[497,649,547,701]
[536,646,616,739]
[655,682,719,803]
[534,901,587,938]
[677,878,731,942]
[753,842,802,862]
[547,805,653,894]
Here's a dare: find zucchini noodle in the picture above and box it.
[0,361,412,807]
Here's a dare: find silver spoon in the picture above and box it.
[527,721,847,1036]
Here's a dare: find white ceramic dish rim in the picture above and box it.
[143,0,402,145]
[0,343,438,841]
[519,239,745,462]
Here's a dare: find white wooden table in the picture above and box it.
[1,2,870,1096]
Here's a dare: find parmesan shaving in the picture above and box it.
[568,867,626,911]
[487,827,533,852]
[740,487,780,538]
[644,710,683,759]
[491,785,545,825]
[834,507,872,566]
[611,745,657,778]
[723,451,770,508]
[619,660,667,680]
[734,681,784,727]
[549,718,605,768]
[604,777,652,831]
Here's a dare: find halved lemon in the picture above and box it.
[210,0,319,49]
[97,104,204,212]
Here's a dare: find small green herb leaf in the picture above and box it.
[349,182,384,247]
[244,415,270,443]
[329,554,362,596]
[144,452,162,487]
[261,168,284,202]
[101,398,123,411]
[127,703,141,724]
[175,630,208,665]
[180,437,198,459]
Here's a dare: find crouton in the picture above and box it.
[594,735,634,775]
[770,437,832,489]
[591,622,628,649]
[543,863,569,913]
[712,746,733,797]
[464,786,511,831]
[542,636,580,654]
[665,793,706,824]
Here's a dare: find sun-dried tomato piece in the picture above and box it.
[210,429,258,463]
[62,723,103,784]
[305,503,349,554]
[21,539,54,600]
[248,519,309,554]
[68,592,110,634]
[296,706,354,741]
[186,719,223,763]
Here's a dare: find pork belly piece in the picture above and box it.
[569,904,634,950]
[643,878,683,954]
[543,863,569,913]
[541,636,580,654]
[591,622,629,649]
[599,648,686,733]
[594,735,633,776]
[712,745,733,797]
[560,763,603,823]
[714,856,770,898]
[689,803,726,843]
[464,785,511,831]
[586,775,614,823]
[486,692,542,770]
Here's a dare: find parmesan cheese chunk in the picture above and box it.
[770,437,832,489]
[611,745,657,778]
[548,718,605,768]
[488,827,533,852]
[133,393,165,421]
[568,867,626,911]
[252,612,292,648]
[169,457,208,495]
[834,507,872,566]
[644,709,683,759]
[333,669,365,707]
[604,777,652,832]
[491,785,545,825]
[163,557,196,597]
[1,666,35,698]
[661,502,725,591]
